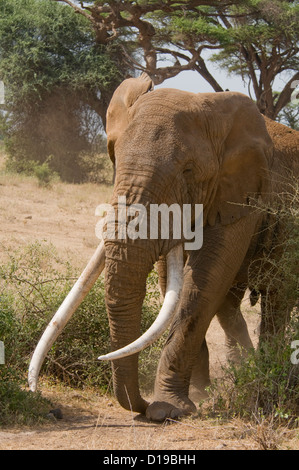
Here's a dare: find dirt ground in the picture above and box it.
[0,155,298,451]
[0,383,280,451]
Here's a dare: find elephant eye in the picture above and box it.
[183,168,193,182]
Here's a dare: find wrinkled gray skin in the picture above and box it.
[104,73,298,421]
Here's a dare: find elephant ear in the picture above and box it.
[207,112,273,226]
[106,73,153,163]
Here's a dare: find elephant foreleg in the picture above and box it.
[147,216,259,421]
[156,256,167,299]
[156,256,211,401]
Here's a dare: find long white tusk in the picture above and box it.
[28,241,105,392]
[98,244,184,361]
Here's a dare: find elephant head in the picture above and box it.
[29,74,273,418]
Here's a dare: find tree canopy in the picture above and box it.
[55,0,299,120]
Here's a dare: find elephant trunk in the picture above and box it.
[104,239,154,412]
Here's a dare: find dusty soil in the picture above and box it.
[0,154,298,451]
[0,384,276,451]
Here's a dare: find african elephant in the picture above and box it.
[28,73,298,421]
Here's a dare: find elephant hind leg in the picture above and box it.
[217,285,254,363]
[189,339,211,402]
[188,286,255,405]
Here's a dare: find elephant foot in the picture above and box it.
[146,396,197,422]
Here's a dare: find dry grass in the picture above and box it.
[0,151,113,266]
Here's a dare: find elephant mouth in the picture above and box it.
[28,241,184,392]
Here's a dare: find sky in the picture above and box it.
[154,49,250,95]
[156,68,249,95]
[155,52,291,98]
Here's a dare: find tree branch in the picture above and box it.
[51,0,95,23]
[194,57,223,92]
[273,71,299,119]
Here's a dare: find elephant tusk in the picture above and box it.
[98,244,184,361]
[28,240,106,392]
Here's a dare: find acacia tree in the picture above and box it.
[211,0,299,119]
[53,0,299,120]
[52,0,230,89]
